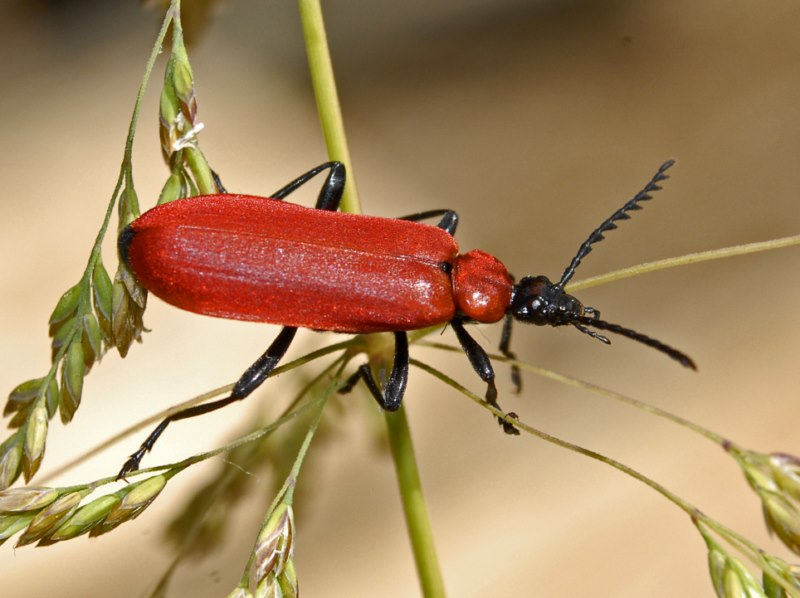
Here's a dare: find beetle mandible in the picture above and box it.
[117,160,695,477]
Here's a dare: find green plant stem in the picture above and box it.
[297,0,444,593]
[385,408,446,598]
[568,234,800,293]
[297,0,361,214]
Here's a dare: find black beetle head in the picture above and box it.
[509,275,584,327]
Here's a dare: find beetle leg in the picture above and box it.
[340,332,409,411]
[211,170,228,193]
[117,326,298,479]
[499,313,522,393]
[450,319,519,435]
[398,209,459,235]
[270,162,346,212]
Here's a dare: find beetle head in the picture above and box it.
[509,275,584,327]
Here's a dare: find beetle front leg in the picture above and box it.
[117,326,298,479]
[499,313,522,393]
[450,319,519,435]
[340,332,409,411]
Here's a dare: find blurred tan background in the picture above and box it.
[1,1,799,596]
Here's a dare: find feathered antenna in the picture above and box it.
[558,159,675,287]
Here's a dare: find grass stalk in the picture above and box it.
[386,409,446,597]
[297,0,444,593]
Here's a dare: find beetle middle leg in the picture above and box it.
[398,209,459,236]
[213,162,346,210]
[117,326,298,478]
[450,319,519,435]
[340,332,409,412]
[271,161,346,211]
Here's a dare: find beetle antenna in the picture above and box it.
[558,160,675,287]
[573,314,696,370]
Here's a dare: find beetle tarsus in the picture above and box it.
[499,411,520,435]
[117,449,147,480]
[485,381,520,435]
[338,370,360,395]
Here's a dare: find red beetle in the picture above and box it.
[117,161,695,476]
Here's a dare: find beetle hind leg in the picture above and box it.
[117,326,298,479]
[340,331,409,412]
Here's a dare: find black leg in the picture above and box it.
[211,170,227,193]
[340,332,409,412]
[271,162,346,211]
[211,163,344,208]
[398,209,459,235]
[450,319,519,435]
[499,314,522,393]
[117,326,298,478]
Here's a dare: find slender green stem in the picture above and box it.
[420,341,728,446]
[411,358,701,511]
[237,367,339,589]
[297,0,361,214]
[107,0,177,246]
[410,358,800,595]
[567,234,800,293]
[385,408,446,598]
[297,0,444,592]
